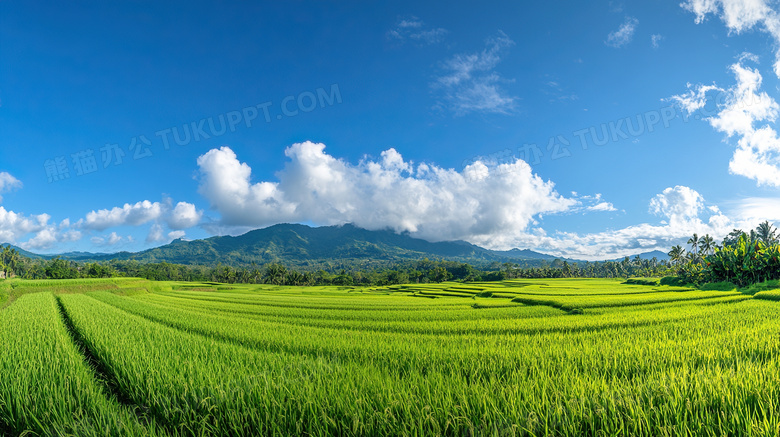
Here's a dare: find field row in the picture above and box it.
[2,278,780,436]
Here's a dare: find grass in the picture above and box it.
[0,292,167,436]
[1,277,780,435]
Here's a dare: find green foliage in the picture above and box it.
[702,234,780,287]
[3,277,779,435]
[678,262,705,285]
[659,276,686,286]
[740,279,780,296]
[698,281,737,291]
[678,223,780,289]
[44,257,80,279]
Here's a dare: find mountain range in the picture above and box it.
[2,223,669,267]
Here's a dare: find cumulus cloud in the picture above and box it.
[0,172,22,203]
[671,59,780,186]
[0,207,50,245]
[433,31,516,115]
[0,212,86,251]
[649,185,704,224]
[21,228,58,250]
[0,195,201,251]
[81,199,202,231]
[387,16,447,45]
[83,200,164,231]
[606,17,638,47]
[196,143,579,242]
[167,202,202,229]
[682,0,780,77]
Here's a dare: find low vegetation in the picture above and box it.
[1,244,673,286]
[1,277,779,435]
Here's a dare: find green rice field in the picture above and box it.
[1,277,779,436]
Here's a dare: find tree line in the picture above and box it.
[0,245,673,286]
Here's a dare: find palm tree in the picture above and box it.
[687,233,700,262]
[668,245,686,265]
[756,221,778,246]
[699,234,715,256]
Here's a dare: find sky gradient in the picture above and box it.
[2,0,780,260]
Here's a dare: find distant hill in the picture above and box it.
[101,223,570,267]
[4,223,570,268]
[4,224,669,267]
[0,243,45,259]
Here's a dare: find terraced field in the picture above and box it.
[1,277,779,436]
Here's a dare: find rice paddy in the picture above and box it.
[1,277,779,436]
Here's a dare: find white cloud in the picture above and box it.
[670,82,722,113]
[0,172,22,203]
[671,59,780,186]
[606,17,638,47]
[108,232,122,245]
[0,211,85,251]
[146,224,164,243]
[587,202,618,212]
[387,16,447,45]
[651,34,663,48]
[83,200,164,231]
[196,143,579,243]
[146,224,186,244]
[683,0,780,77]
[0,207,50,244]
[21,228,58,250]
[479,186,733,261]
[570,193,617,213]
[91,232,125,247]
[728,197,780,222]
[81,199,203,231]
[649,185,705,224]
[0,196,201,251]
[433,32,516,115]
[167,202,202,229]
[60,229,82,242]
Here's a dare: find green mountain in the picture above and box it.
[81,223,566,267]
[0,243,45,259]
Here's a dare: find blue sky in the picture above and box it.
[3,0,780,260]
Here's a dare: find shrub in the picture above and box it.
[698,281,737,292]
[659,276,686,287]
[623,278,659,286]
